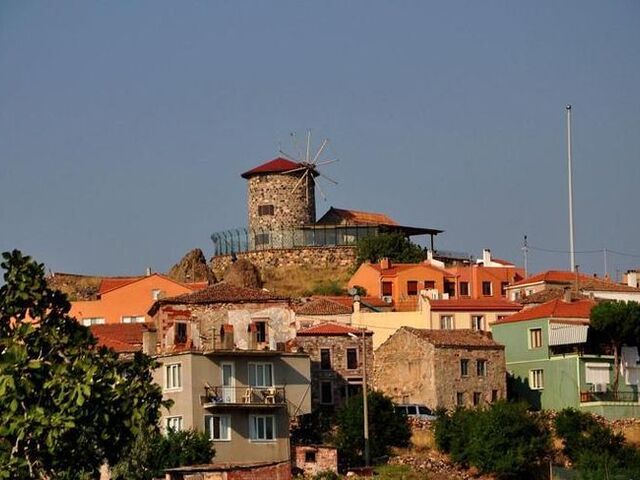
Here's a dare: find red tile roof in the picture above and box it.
[402,327,503,348]
[367,262,449,276]
[296,322,372,336]
[99,276,143,294]
[429,298,522,312]
[240,157,305,178]
[519,289,585,305]
[90,323,152,353]
[149,282,289,314]
[321,295,391,309]
[494,298,596,324]
[511,270,596,287]
[319,207,399,226]
[295,297,353,315]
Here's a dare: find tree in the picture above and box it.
[0,250,169,479]
[589,300,640,394]
[335,391,410,467]
[356,233,425,265]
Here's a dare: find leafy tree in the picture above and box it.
[335,391,410,467]
[590,300,640,393]
[112,428,214,480]
[0,250,169,479]
[291,407,336,446]
[356,233,425,265]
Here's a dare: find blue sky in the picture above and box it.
[1,1,639,279]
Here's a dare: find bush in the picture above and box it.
[312,470,340,480]
[291,407,335,445]
[356,233,425,265]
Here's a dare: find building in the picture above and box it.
[289,322,373,410]
[491,292,640,419]
[294,297,354,329]
[374,327,506,410]
[70,273,206,325]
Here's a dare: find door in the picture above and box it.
[221,362,235,403]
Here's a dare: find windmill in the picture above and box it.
[278,130,339,208]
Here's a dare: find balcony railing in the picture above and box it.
[201,385,287,407]
[580,391,639,403]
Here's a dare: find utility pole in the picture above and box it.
[362,327,370,467]
[566,105,576,272]
[603,248,608,278]
[522,235,529,278]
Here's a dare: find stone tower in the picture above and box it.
[241,157,317,231]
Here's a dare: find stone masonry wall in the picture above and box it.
[293,445,338,477]
[210,246,357,279]
[247,173,315,231]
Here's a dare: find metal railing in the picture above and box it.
[201,385,287,406]
[580,390,639,403]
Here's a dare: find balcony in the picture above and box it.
[201,385,287,409]
[580,391,639,403]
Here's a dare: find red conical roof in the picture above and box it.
[241,157,303,179]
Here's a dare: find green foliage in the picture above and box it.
[312,470,340,480]
[112,428,214,480]
[306,279,345,296]
[0,250,169,479]
[554,408,640,479]
[356,233,425,265]
[434,402,550,479]
[335,391,411,467]
[291,407,336,445]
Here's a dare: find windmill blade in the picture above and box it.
[311,138,329,165]
[305,130,311,163]
[315,177,328,201]
[318,171,338,185]
[283,166,309,175]
[290,169,310,195]
[315,158,339,167]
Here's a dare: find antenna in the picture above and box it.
[522,235,529,278]
[566,105,576,272]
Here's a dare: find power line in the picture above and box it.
[528,244,640,258]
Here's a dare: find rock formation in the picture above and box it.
[168,248,216,284]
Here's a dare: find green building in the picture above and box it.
[491,294,640,419]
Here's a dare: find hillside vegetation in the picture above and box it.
[261,265,353,297]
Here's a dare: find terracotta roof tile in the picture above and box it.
[296,322,372,336]
[494,298,595,324]
[240,157,306,178]
[90,323,152,353]
[512,270,597,287]
[402,327,502,348]
[429,298,522,311]
[98,277,143,294]
[318,207,399,226]
[295,297,352,315]
[520,289,585,305]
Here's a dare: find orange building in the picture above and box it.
[70,273,207,325]
[348,249,524,311]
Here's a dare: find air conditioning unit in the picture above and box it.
[382,296,393,304]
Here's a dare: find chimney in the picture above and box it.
[563,287,572,303]
[627,270,639,288]
[482,249,491,265]
[142,329,157,355]
[426,250,434,262]
[220,324,234,350]
[380,258,391,270]
[145,267,152,276]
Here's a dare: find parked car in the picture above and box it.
[394,404,437,421]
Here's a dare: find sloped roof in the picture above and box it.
[241,157,307,179]
[494,298,596,324]
[520,289,585,305]
[367,261,450,276]
[511,270,596,287]
[317,207,399,226]
[90,323,152,353]
[99,276,143,294]
[296,322,372,336]
[580,277,640,293]
[402,327,503,348]
[149,282,289,314]
[295,297,352,315]
[429,298,522,312]
[99,273,208,296]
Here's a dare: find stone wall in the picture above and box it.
[247,172,315,231]
[292,445,338,477]
[165,460,291,480]
[211,246,357,278]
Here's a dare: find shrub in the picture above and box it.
[356,233,425,265]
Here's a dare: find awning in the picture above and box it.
[548,323,588,346]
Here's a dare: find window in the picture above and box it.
[255,321,267,343]
[305,451,316,463]
[424,280,435,290]
[491,390,499,402]
[500,282,509,297]
[460,359,469,377]
[165,416,183,432]
[459,282,470,296]
[456,392,465,407]
[320,349,331,370]
[175,322,187,344]
[482,281,492,296]
[82,317,105,326]
[529,328,543,349]
[258,204,275,216]
[255,232,270,246]
[585,363,611,385]
[473,392,482,406]
[444,280,456,297]
[529,369,544,390]
[249,415,276,441]
[122,315,145,323]
[320,381,333,404]
[346,348,358,370]
[165,363,182,390]
[204,415,231,441]
[471,315,485,331]
[248,363,273,387]
[440,315,454,330]
[152,289,161,300]
[407,280,418,296]
[382,281,393,297]
[477,360,487,376]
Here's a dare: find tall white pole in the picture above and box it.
[522,235,529,278]
[362,328,370,467]
[566,105,576,272]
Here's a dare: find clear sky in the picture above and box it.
[1,1,639,279]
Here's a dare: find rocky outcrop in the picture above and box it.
[223,258,263,289]
[168,249,216,284]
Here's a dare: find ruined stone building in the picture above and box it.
[374,327,506,410]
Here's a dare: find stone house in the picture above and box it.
[374,327,506,410]
[289,323,374,410]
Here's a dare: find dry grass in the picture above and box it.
[410,429,436,452]
[620,424,640,446]
[261,265,352,297]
